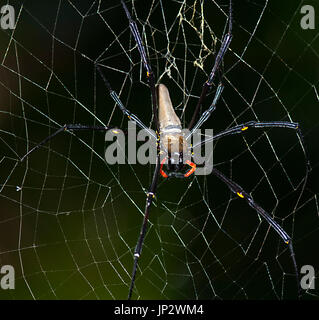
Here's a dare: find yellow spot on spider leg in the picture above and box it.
[190,144,194,155]
[237,192,244,198]
[241,126,248,131]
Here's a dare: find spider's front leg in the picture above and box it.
[127,154,161,300]
[211,167,300,297]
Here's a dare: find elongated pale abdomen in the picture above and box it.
[158,84,181,132]
[157,84,188,158]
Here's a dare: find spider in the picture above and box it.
[19,0,308,299]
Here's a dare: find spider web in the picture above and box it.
[0,0,318,300]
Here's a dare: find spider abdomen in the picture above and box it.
[158,84,189,159]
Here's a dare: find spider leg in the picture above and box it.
[20,63,157,163]
[190,120,310,169]
[213,121,304,140]
[20,124,116,162]
[120,0,159,133]
[128,154,161,300]
[211,167,300,297]
[96,65,156,138]
[186,83,224,139]
[188,0,232,129]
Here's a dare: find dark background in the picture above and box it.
[0,0,318,299]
